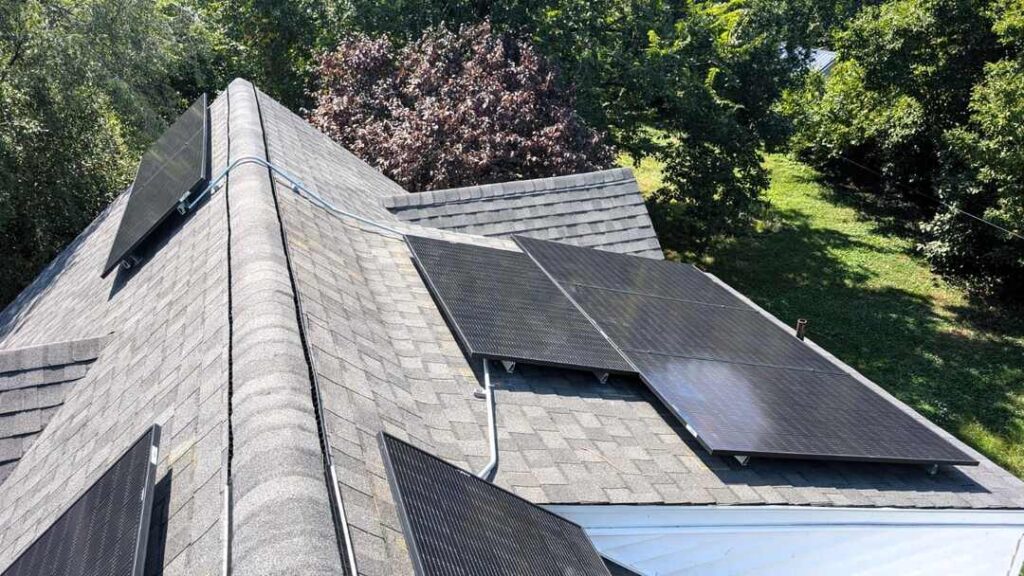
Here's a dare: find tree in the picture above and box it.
[308,22,615,191]
[923,59,1024,299]
[0,0,220,306]
[782,0,1024,299]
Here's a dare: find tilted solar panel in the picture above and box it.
[379,432,612,576]
[1,425,161,576]
[406,235,632,374]
[515,235,976,466]
[103,94,210,275]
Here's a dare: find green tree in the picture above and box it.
[0,0,219,306]
[783,0,1024,299]
[332,1,778,255]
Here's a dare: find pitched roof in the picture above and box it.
[0,335,109,485]
[0,79,1022,576]
[809,48,838,75]
[382,168,663,259]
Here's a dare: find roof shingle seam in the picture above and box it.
[398,195,645,226]
[390,186,642,218]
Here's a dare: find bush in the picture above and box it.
[308,22,614,191]
[923,59,1024,298]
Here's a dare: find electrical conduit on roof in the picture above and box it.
[477,358,499,481]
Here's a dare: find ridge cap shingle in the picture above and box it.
[224,78,346,575]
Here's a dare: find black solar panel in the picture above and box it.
[406,235,632,374]
[103,95,210,275]
[516,236,976,466]
[379,433,612,576]
[2,425,161,576]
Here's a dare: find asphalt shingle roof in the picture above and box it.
[0,335,109,485]
[382,168,663,259]
[0,78,1022,576]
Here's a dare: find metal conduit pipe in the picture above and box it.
[183,153,382,576]
[179,155,405,238]
[477,358,499,480]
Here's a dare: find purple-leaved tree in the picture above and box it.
[308,21,614,191]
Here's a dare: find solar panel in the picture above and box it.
[2,425,161,576]
[379,432,612,576]
[516,236,976,466]
[103,95,210,275]
[406,235,632,374]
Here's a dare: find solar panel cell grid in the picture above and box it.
[104,94,209,275]
[1,425,161,576]
[515,235,976,466]
[406,235,632,374]
[379,433,612,576]
[571,288,840,373]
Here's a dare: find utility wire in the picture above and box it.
[835,155,1024,242]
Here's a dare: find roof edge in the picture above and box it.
[224,78,345,575]
[0,334,111,374]
[382,167,636,209]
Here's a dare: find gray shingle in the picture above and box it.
[383,169,663,259]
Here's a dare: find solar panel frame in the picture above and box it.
[379,432,612,576]
[406,235,633,374]
[515,235,977,466]
[103,94,210,276]
[1,425,161,576]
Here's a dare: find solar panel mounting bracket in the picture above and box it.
[501,360,516,374]
[734,455,751,466]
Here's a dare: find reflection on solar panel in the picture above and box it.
[516,236,976,466]
[379,432,612,576]
[2,425,161,576]
[406,235,632,374]
[103,94,210,275]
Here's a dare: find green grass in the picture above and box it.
[617,151,665,194]
[622,152,1024,477]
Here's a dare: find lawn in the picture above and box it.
[622,152,1024,477]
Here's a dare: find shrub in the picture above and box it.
[308,21,614,191]
[923,59,1024,298]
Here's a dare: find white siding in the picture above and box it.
[550,505,1024,576]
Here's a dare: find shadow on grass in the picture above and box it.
[689,203,1024,475]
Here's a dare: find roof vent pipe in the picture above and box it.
[477,358,499,481]
[795,318,808,340]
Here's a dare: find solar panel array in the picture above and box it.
[104,94,210,275]
[406,235,632,374]
[379,433,612,576]
[515,236,976,465]
[2,425,161,576]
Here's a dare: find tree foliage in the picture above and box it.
[0,0,218,306]
[783,0,1023,299]
[308,22,615,191]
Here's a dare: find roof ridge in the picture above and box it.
[224,79,346,575]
